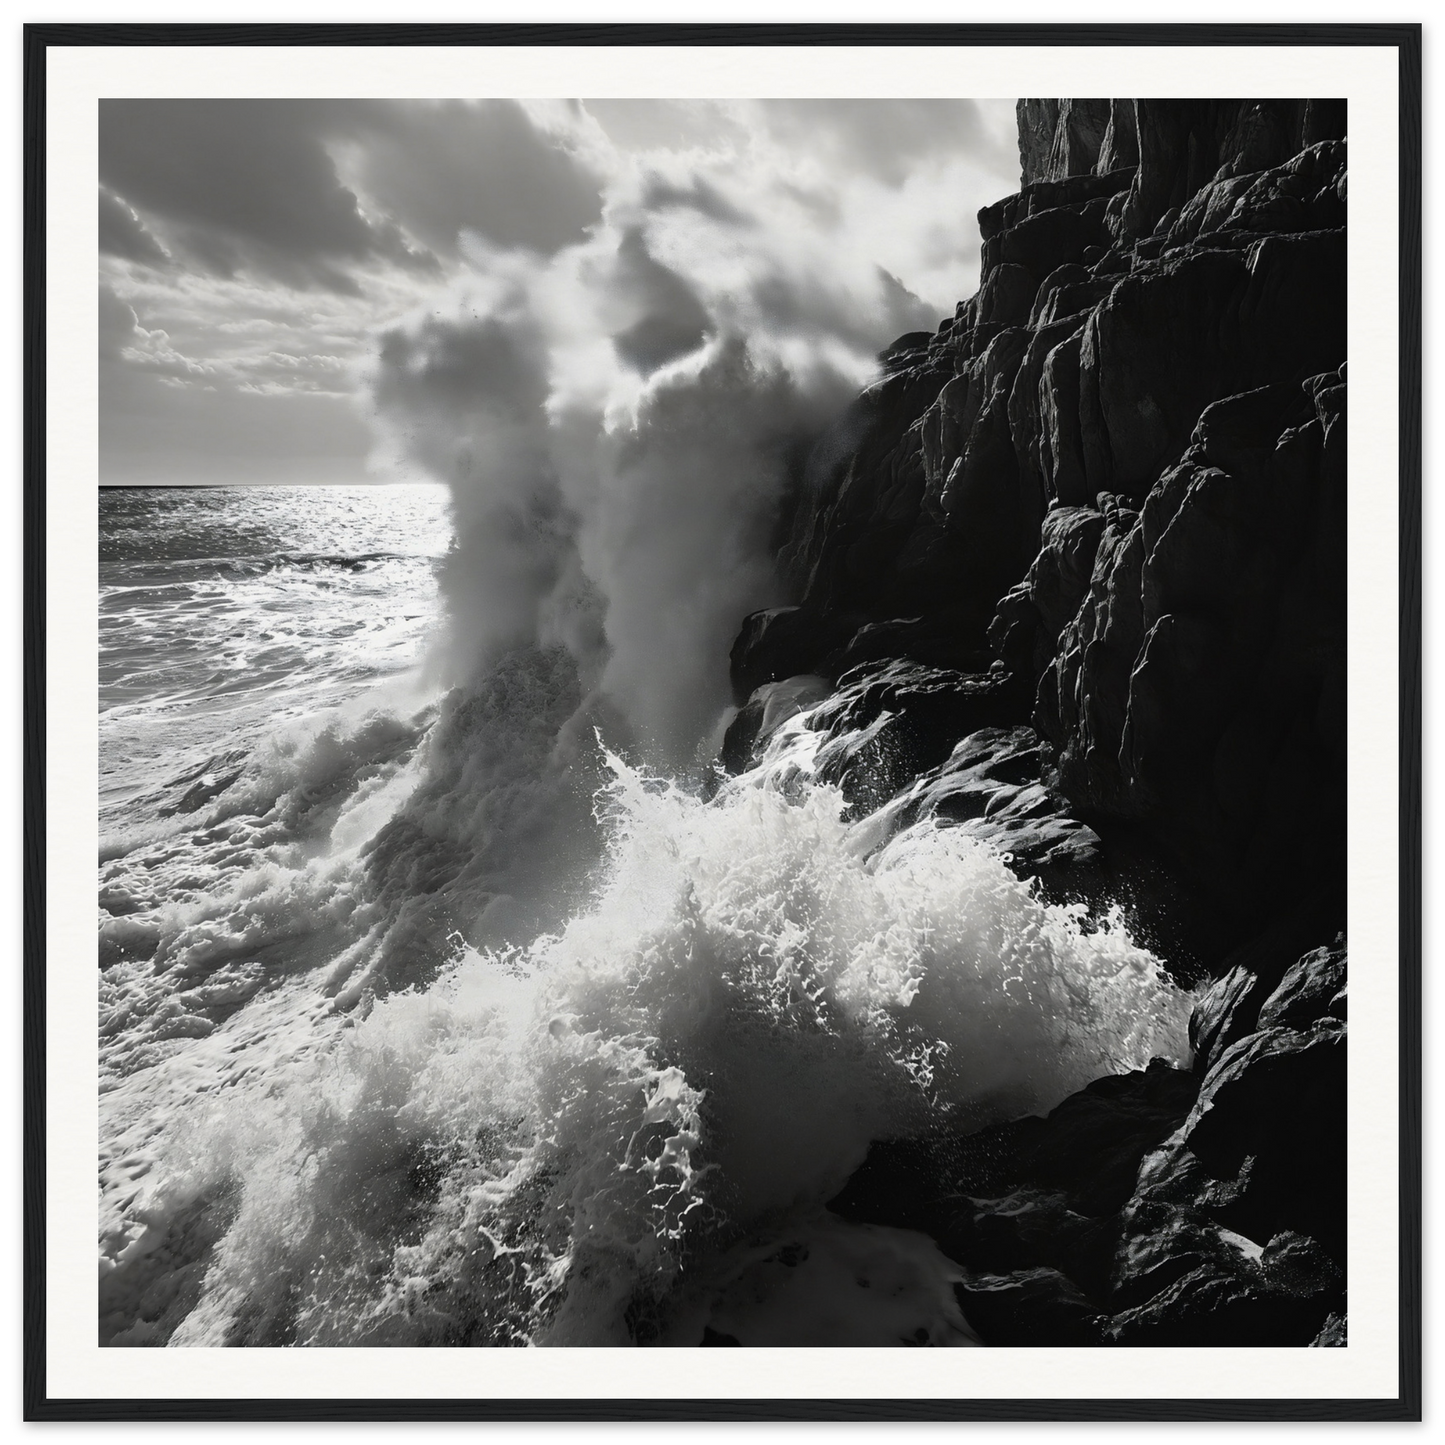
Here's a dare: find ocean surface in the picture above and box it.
[98,483,1191,1348]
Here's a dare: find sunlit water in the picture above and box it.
[97,483,1191,1349]
[100,484,451,814]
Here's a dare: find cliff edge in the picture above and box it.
[723,98,1349,1348]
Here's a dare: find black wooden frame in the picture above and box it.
[14,16,1433,1439]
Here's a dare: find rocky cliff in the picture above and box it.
[722,98,1349,1347]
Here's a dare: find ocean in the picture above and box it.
[97,482,1190,1348]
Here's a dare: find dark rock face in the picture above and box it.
[1035,367,1346,929]
[728,606,857,705]
[719,674,831,774]
[766,105,1344,724]
[830,941,1346,1345]
[720,98,1348,1347]
[873,725,1104,883]
[808,660,1033,815]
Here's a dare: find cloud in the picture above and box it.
[99,96,1018,595]
[581,99,750,155]
[99,100,434,293]
[328,100,607,259]
[99,188,169,266]
[98,99,607,296]
[98,282,142,360]
[753,99,1016,186]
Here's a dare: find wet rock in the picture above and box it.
[821,615,992,679]
[1255,939,1347,1032]
[718,98,1350,1350]
[1188,964,1266,1076]
[999,1063,1203,1218]
[954,1267,1108,1346]
[1185,1016,1347,1257]
[720,674,832,774]
[830,1059,1201,1342]
[953,780,1104,877]
[1107,941,1347,1340]
[943,1190,1112,1289]
[1106,1248,1339,1347]
[886,728,1104,881]
[809,662,1032,814]
[828,949,1346,1347]
[728,606,855,705]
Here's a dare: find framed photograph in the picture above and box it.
[24,21,1421,1422]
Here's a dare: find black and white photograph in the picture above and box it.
[90,89,1356,1354]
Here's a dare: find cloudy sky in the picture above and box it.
[98,98,1019,487]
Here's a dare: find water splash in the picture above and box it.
[101,745,1190,1347]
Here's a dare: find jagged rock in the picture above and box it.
[780,362,967,628]
[1027,264,1116,330]
[925,328,1035,572]
[1106,1219,1344,1348]
[854,726,1211,931]
[1167,141,1346,247]
[865,725,1050,830]
[999,1063,1203,1217]
[942,1190,1111,1286]
[954,1267,1108,1346]
[721,100,1349,1347]
[1096,101,1140,174]
[976,262,1039,327]
[1075,238,1345,503]
[1018,99,1114,184]
[988,494,1132,679]
[1037,371,1347,926]
[951,779,1104,877]
[1024,505,1105,645]
[1115,100,1343,241]
[1107,940,1347,1341]
[1106,1246,1340,1347]
[981,198,1112,281]
[809,661,1032,814]
[728,606,855,705]
[830,941,1347,1347]
[831,1060,1199,1244]
[1185,1016,1347,1257]
[878,330,935,373]
[820,616,990,678]
[1188,964,1267,1077]
[979,168,1135,240]
[1017,99,1064,185]
[1006,316,1089,515]
[830,1060,1200,1342]
[719,674,832,774]
[1255,939,1347,1032]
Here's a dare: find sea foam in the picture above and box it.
[101,741,1191,1347]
